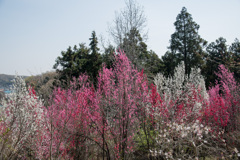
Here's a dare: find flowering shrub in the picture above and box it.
[206,65,240,130]
[204,65,240,155]
[151,120,230,159]
[154,62,208,121]
[36,74,100,159]
[97,50,150,159]
[0,56,239,159]
[36,51,152,159]
[0,75,44,159]
[152,63,240,159]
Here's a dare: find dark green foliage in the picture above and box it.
[53,43,90,87]
[88,31,102,84]
[121,27,164,80]
[53,31,102,87]
[161,51,178,77]
[143,50,164,81]
[89,31,100,56]
[203,37,240,87]
[165,7,207,76]
[204,37,234,87]
[229,38,240,81]
[102,44,115,69]
[121,27,148,69]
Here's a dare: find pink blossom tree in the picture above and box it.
[37,75,101,159]
[37,51,154,160]
[206,65,240,151]
[97,50,151,159]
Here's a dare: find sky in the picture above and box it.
[0,0,239,76]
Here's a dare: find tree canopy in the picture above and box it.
[166,7,207,76]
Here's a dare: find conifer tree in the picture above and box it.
[204,37,233,86]
[53,44,90,87]
[166,7,207,76]
[102,44,115,68]
[89,31,102,84]
[229,38,240,81]
[121,27,148,69]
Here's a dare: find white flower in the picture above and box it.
[234,148,238,153]
[176,126,180,131]
[181,132,186,138]
[205,129,209,134]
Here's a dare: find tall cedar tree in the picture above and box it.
[89,31,102,84]
[166,7,207,76]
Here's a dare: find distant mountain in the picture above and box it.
[0,74,28,88]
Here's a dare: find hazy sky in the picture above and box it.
[0,0,239,76]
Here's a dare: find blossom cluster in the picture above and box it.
[0,54,239,159]
[0,75,44,159]
[151,120,226,159]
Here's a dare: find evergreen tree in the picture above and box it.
[161,51,178,77]
[89,31,100,56]
[121,27,163,80]
[204,37,233,86]
[53,43,90,87]
[53,31,103,87]
[144,50,164,80]
[166,7,207,76]
[121,27,148,69]
[229,38,240,81]
[89,31,102,84]
[102,44,115,68]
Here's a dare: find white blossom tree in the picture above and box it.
[0,75,44,159]
[154,61,208,120]
[150,120,231,159]
[151,62,239,159]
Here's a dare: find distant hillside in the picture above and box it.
[0,74,28,88]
